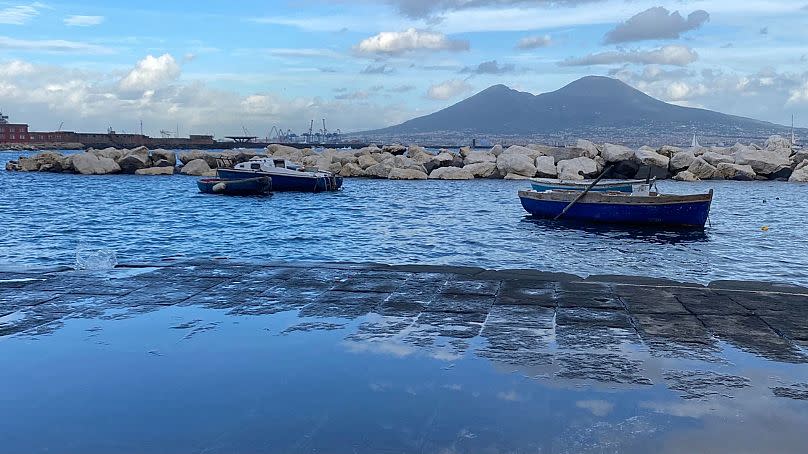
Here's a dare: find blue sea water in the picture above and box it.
[2,150,807,285]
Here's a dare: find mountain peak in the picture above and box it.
[364,75,779,138]
[554,76,637,97]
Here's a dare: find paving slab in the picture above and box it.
[1,259,807,454]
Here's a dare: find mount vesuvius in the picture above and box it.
[360,76,798,144]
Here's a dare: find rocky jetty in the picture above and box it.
[4,136,807,183]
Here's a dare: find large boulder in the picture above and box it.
[339,162,365,177]
[603,160,640,179]
[463,162,499,178]
[574,139,600,158]
[634,148,670,168]
[388,156,427,173]
[383,144,407,155]
[669,151,696,172]
[135,167,174,176]
[542,147,589,164]
[464,151,497,165]
[733,148,790,176]
[407,147,434,164]
[715,163,756,181]
[688,157,716,180]
[789,161,808,183]
[91,147,124,161]
[790,150,808,168]
[557,157,598,180]
[180,159,214,176]
[364,161,394,178]
[701,151,734,167]
[428,167,474,180]
[151,149,176,167]
[502,145,541,160]
[388,168,428,180]
[357,154,378,169]
[601,143,634,163]
[72,153,121,175]
[21,152,66,172]
[431,152,457,168]
[332,151,359,166]
[117,153,150,173]
[489,144,504,156]
[765,135,791,151]
[179,150,220,168]
[535,156,557,178]
[354,145,381,157]
[673,170,699,182]
[659,145,684,158]
[496,153,537,177]
[267,144,303,163]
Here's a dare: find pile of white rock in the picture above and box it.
[5,136,807,183]
[4,147,264,176]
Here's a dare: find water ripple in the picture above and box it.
[1,151,807,285]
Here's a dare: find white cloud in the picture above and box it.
[788,81,808,104]
[516,34,551,50]
[355,28,469,56]
[0,57,415,135]
[64,15,104,27]
[0,2,44,25]
[426,79,472,100]
[0,36,112,54]
[0,59,35,77]
[119,54,181,92]
[604,7,709,44]
[560,45,698,67]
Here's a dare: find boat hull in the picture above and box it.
[518,190,712,228]
[197,177,271,196]
[216,169,342,192]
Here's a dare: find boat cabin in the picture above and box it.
[234,157,300,172]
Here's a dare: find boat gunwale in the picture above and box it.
[531,177,650,187]
[518,189,713,205]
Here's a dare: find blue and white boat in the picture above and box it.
[216,157,342,192]
[531,178,651,193]
[518,189,713,228]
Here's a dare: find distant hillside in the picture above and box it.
[360,76,802,145]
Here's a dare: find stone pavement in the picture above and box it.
[2,259,808,398]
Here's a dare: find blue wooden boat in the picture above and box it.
[518,189,713,228]
[197,176,271,196]
[216,157,342,193]
[531,178,651,193]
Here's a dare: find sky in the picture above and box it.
[0,0,806,137]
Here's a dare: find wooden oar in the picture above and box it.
[553,165,614,220]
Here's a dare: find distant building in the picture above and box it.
[0,112,31,143]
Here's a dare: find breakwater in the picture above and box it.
[5,136,808,182]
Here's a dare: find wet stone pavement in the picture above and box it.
[1,260,808,453]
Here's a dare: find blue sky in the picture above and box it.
[1,0,807,137]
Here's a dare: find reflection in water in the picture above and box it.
[2,263,807,453]
[520,217,710,245]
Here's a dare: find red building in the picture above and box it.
[0,112,30,143]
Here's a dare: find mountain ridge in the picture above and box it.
[362,76,792,141]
